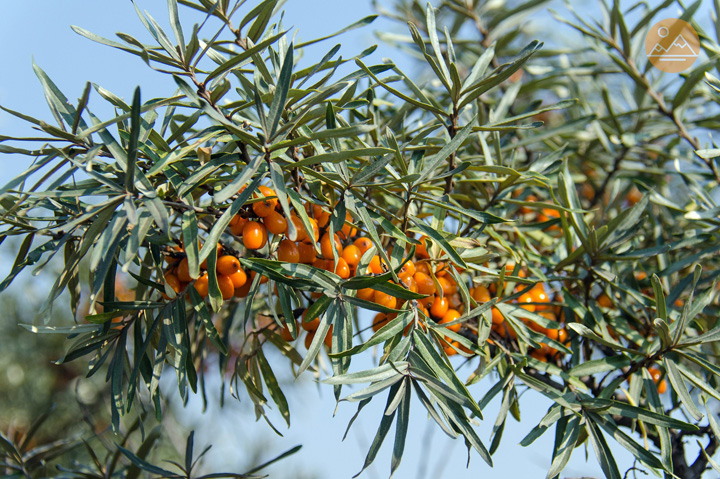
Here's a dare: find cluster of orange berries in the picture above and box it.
[163,243,250,300]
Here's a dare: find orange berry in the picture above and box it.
[403,275,418,293]
[162,272,182,300]
[373,290,397,309]
[342,245,361,267]
[277,239,300,263]
[335,258,350,279]
[165,245,184,265]
[243,221,268,250]
[430,296,449,319]
[234,278,252,297]
[252,185,278,217]
[217,274,235,299]
[557,328,568,343]
[472,285,491,303]
[491,307,504,325]
[302,309,320,331]
[217,255,241,276]
[177,257,194,283]
[626,187,642,205]
[288,215,307,242]
[635,271,648,281]
[415,236,430,259]
[304,331,315,349]
[263,210,288,235]
[353,237,373,254]
[249,270,269,284]
[518,292,536,312]
[280,321,298,341]
[648,366,663,384]
[338,212,355,240]
[320,232,342,259]
[414,272,436,295]
[437,276,456,295]
[194,273,210,298]
[415,262,430,275]
[298,242,317,264]
[657,379,667,394]
[315,208,330,228]
[357,288,375,301]
[230,216,247,236]
[439,309,461,332]
[530,284,549,304]
[303,218,320,243]
[369,255,385,275]
[228,268,247,288]
[399,260,416,278]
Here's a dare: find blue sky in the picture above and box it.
[1,0,706,477]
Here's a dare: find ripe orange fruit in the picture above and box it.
[288,215,307,242]
[517,292,536,312]
[472,285,491,303]
[415,262,430,274]
[194,273,210,298]
[437,276,456,295]
[252,185,278,217]
[217,274,235,299]
[368,255,385,275]
[320,232,342,259]
[430,296,449,319]
[354,237,373,254]
[626,186,642,205]
[303,218,320,243]
[277,239,300,263]
[357,288,375,302]
[234,278,252,297]
[415,236,430,259]
[657,379,667,394]
[263,210,288,235]
[162,272,182,299]
[338,212,356,240]
[403,275,418,293]
[597,294,613,308]
[491,307,504,325]
[314,205,330,228]
[414,272,436,295]
[230,215,247,236]
[177,257,194,283]
[243,221,268,250]
[301,309,320,331]
[228,268,247,288]
[399,260,416,279]
[648,366,663,384]
[298,241,317,264]
[373,290,397,309]
[439,309,461,332]
[165,245,184,265]
[217,255,241,276]
[280,321,298,341]
[335,257,350,279]
[341,245,361,267]
[249,270,268,284]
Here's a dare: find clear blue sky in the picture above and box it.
[2,0,706,477]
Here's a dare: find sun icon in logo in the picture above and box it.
[646,19,700,73]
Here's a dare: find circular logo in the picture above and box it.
[645,18,700,73]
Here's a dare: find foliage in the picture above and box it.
[1,0,720,477]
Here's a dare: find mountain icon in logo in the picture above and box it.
[648,33,698,61]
